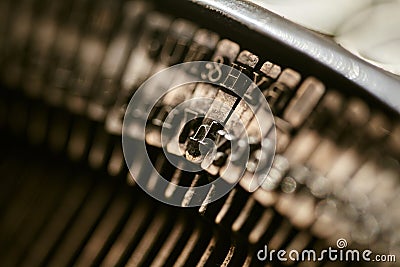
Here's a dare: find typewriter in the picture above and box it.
[0,0,399,266]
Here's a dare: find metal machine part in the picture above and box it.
[0,0,399,266]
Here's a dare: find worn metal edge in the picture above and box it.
[190,0,400,114]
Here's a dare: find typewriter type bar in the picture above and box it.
[0,0,399,266]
